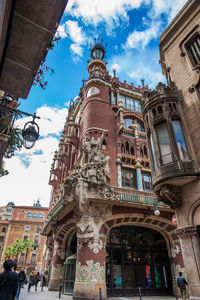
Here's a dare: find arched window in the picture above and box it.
[26,212,32,219]
[125,142,129,154]
[152,108,157,116]
[102,139,107,150]
[38,213,44,219]
[32,213,38,219]
[144,146,148,158]
[138,121,145,132]
[157,106,163,114]
[131,146,135,156]
[121,144,125,153]
[140,147,143,157]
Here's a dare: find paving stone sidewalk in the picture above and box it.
[18,287,183,300]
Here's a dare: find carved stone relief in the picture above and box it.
[158,184,182,208]
[62,133,116,241]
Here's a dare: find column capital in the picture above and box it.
[176,225,198,238]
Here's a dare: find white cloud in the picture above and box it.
[57,20,86,58]
[108,48,166,89]
[70,43,83,57]
[66,0,145,35]
[57,23,67,38]
[0,106,68,207]
[125,20,161,50]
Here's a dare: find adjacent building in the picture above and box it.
[42,41,185,299]
[0,201,48,273]
[143,0,200,299]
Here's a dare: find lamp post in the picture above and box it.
[0,95,40,157]
[22,113,40,149]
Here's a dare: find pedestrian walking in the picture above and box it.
[34,271,40,291]
[177,271,188,300]
[27,271,35,292]
[0,259,18,300]
[16,267,26,299]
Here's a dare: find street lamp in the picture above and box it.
[0,95,40,156]
[22,113,39,149]
[144,205,160,218]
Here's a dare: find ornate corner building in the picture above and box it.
[43,41,186,299]
[143,1,200,299]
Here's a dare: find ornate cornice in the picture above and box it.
[176,225,198,238]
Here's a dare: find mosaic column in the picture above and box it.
[73,237,106,300]
[48,240,64,291]
[176,225,200,300]
[44,246,52,273]
[116,89,120,106]
[116,158,122,188]
[136,159,143,191]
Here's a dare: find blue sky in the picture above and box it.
[1,0,187,207]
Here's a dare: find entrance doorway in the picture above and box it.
[63,233,77,295]
[106,225,172,297]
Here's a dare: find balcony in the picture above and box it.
[114,187,167,208]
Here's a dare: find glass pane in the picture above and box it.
[150,134,157,169]
[156,123,173,165]
[145,265,153,288]
[172,121,189,160]
[113,248,122,288]
[154,266,164,288]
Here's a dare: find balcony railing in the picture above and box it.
[114,187,167,207]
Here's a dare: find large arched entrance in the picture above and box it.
[106,225,172,297]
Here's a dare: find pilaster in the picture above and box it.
[176,225,200,300]
[48,240,64,291]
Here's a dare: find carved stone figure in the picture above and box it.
[62,132,118,237]
[158,184,182,208]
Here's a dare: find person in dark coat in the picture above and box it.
[177,271,188,300]
[0,260,18,300]
[16,267,26,299]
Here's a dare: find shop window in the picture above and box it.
[121,168,137,189]
[156,123,173,165]
[186,33,200,67]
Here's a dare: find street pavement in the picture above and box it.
[18,287,184,300]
